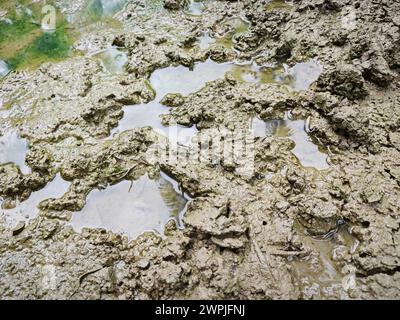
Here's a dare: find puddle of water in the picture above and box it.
[70,172,189,239]
[232,59,323,91]
[116,101,169,134]
[86,0,127,18]
[0,174,70,228]
[265,0,293,11]
[285,59,323,91]
[196,16,249,51]
[112,100,198,145]
[198,31,215,50]
[252,115,329,170]
[215,17,249,49]
[93,47,128,74]
[185,1,205,16]
[113,59,231,141]
[150,59,232,99]
[114,57,320,146]
[0,60,10,78]
[291,224,358,297]
[231,61,287,84]
[0,130,30,175]
[196,30,322,91]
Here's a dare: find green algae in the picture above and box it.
[0,1,73,71]
[265,0,292,11]
[230,63,289,85]
[6,25,72,70]
[0,14,37,45]
[230,59,323,91]
[1,99,14,110]
[215,17,249,49]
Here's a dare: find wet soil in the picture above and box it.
[0,0,399,300]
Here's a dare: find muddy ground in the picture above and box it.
[0,0,399,299]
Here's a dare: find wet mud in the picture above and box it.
[0,0,399,300]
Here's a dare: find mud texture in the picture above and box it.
[0,0,399,299]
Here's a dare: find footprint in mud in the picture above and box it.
[70,172,189,239]
[196,28,323,91]
[0,130,30,174]
[195,16,250,51]
[0,174,70,229]
[252,115,330,170]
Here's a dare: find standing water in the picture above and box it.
[93,47,128,74]
[185,1,205,16]
[252,116,329,170]
[232,59,323,91]
[0,130,30,174]
[0,60,10,78]
[70,173,189,239]
[86,0,127,17]
[0,174,70,229]
[113,59,232,144]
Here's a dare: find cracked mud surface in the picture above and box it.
[0,0,399,299]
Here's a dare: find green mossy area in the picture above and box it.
[6,26,72,70]
[215,18,249,49]
[0,1,73,71]
[265,0,292,11]
[0,14,36,44]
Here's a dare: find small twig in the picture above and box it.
[252,239,277,281]
[69,266,104,298]
[35,217,43,230]
[270,250,308,257]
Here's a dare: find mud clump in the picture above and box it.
[316,64,368,100]
[164,0,188,11]
[0,0,399,300]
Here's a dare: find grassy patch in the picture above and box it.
[29,26,71,59]
[6,25,72,70]
[0,1,73,71]
[0,13,39,44]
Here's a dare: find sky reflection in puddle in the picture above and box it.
[70,172,189,239]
